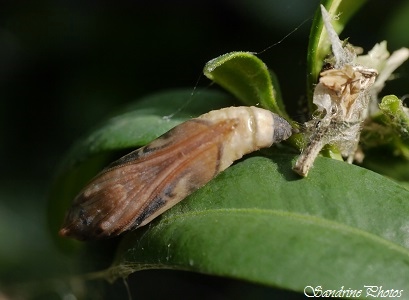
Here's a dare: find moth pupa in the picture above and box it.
[59,106,292,240]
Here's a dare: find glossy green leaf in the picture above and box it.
[307,0,367,106]
[203,52,290,121]
[48,89,236,250]
[104,154,409,293]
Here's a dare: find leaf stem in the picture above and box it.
[293,122,329,177]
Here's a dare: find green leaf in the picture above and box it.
[306,0,368,107]
[379,95,409,140]
[48,89,236,250]
[203,52,290,121]
[361,95,409,161]
[105,154,409,293]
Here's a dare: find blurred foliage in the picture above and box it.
[1,0,409,299]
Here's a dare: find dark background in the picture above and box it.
[1,0,408,299]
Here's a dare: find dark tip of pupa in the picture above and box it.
[272,114,293,142]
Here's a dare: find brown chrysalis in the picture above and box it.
[59,106,292,240]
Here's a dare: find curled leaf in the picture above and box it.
[203,51,289,121]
